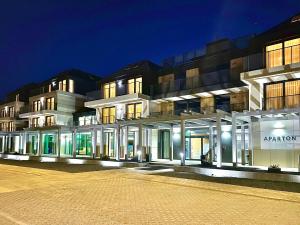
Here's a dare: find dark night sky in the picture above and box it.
[1,0,300,99]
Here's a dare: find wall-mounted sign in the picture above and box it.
[260,120,300,150]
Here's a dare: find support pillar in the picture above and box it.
[92,129,97,159]
[209,125,214,163]
[138,123,143,162]
[57,129,61,158]
[148,128,152,162]
[115,125,120,161]
[99,127,104,157]
[124,126,128,160]
[232,113,237,166]
[170,124,174,161]
[72,129,77,158]
[23,132,27,155]
[241,124,246,165]
[38,131,42,156]
[8,133,12,152]
[216,116,222,168]
[180,119,185,166]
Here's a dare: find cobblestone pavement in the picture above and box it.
[0,162,300,225]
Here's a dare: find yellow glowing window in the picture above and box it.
[46,97,55,110]
[128,77,142,94]
[266,43,283,68]
[103,82,116,99]
[135,103,142,118]
[127,104,135,119]
[102,107,115,124]
[110,82,116,98]
[284,38,300,65]
[285,80,300,108]
[265,83,283,110]
[69,79,74,93]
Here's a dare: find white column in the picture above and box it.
[57,129,61,158]
[138,123,143,162]
[169,125,174,161]
[92,129,97,159]
[148,128,152,161]
[115,125,120,161]
[99,127,104,157]
[232,113,237,166]
[72,129,77,158]
[124,126,128,160]
[180,119,185,165]
[8,133,12,152]
[38,131,42,156]
[248,122,253,166]
[241,125,245,165]
[23,132,27,154]
[216,116,222,168]
[209,125,214,163]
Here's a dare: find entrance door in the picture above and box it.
[186,136,209,160]
[160,130,170,159]
[127,132,135,159]
[104,132,115,158]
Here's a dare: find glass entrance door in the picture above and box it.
[185,136,209,160]
[160,130,170,159]
[104,132,115,158]
[127,132,135,159]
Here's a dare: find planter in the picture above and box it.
[268,167,281,173]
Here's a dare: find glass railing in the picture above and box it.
[264,95,300,110]
[19,103,57,114]
[102,115,115,124]
[150,69,230,96]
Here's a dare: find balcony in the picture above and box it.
[150,69,232,97]
[19,103,57,115]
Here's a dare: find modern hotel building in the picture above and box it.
[0,13,300,171]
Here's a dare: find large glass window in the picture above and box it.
[103,82,116,99]
[46,97,55,110]
[8,107,14,117]
[59,80,67,91]
[128,77,142,94]
[60,133,73,156]
[265,83,283,110]
[102,107,116,124]
[33,100,41,112]
[69,79,74,93]
[285,80,300,108]
[76,133,92,156]
[32,118,39,127]
[266,43,283,68]
[126,103,142,119]
[42,134,57,155]
[284,38,300,65]
[45,116,55,126]
[8,122,14,132]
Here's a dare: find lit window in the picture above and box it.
[59,80,67,91]
[126,103,142,119]
[48,84,52,92]
[32,118,39,128]
[46,97,55,110]
[265,83,283,110]
[33,100,41,112]
[128,77,142,94]
[284,38,300,65]
[102,107,115,124]
[45,116,54,126]
[285,80,300,108]
[69,79,74,93]
[103,82,116,99]
[266,43,283,68]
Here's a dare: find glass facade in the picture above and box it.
[128,77,142,94]
[76,132,92,156]
[60,133,73,156]
[102,107,115,124]
[42,134,57,155]
[103,82,116,99]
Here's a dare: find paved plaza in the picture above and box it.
[0,161,299,225]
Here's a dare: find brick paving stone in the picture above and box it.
[0,163,299,225]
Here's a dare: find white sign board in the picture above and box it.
[260,119,300,150]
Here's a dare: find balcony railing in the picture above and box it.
[264,95,300,110]
[19,103,57,114]
[150,69,231,96]
[101,81,144,99]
